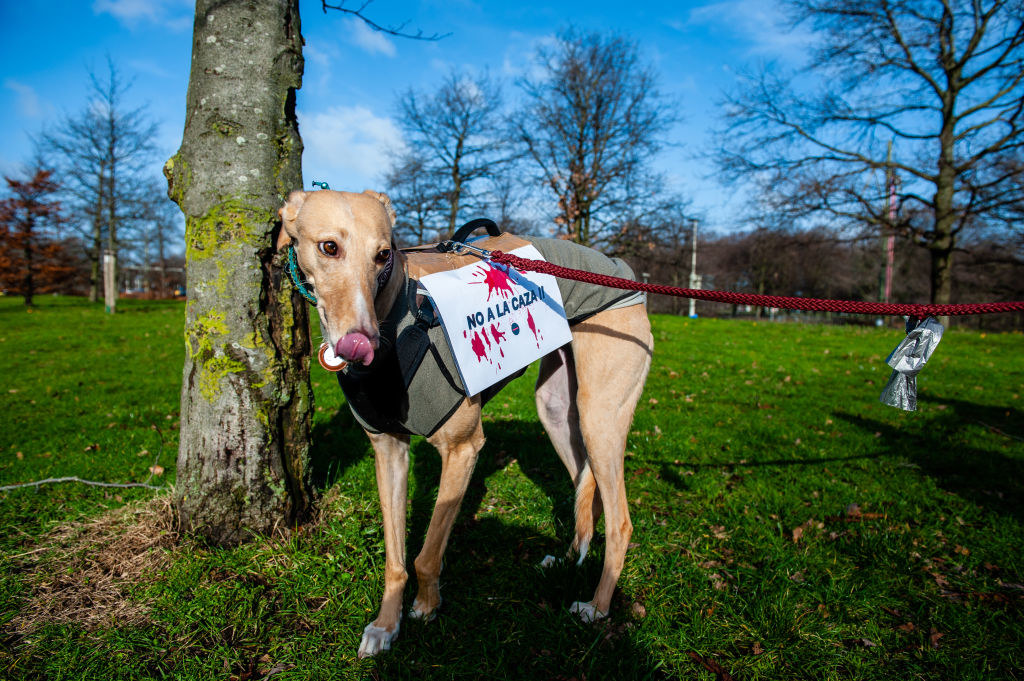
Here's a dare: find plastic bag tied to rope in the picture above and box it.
[879,317,945,412]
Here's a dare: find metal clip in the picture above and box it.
[438,240,493,259]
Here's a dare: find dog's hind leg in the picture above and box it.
[566,304,652,622]
[535,348,601,565]
[359,431,411,658]
[410,397,485,622]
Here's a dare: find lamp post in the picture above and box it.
[688,218,701,318]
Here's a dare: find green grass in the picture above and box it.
[1,295,1023,680]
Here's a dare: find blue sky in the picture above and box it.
[0,0,811,234]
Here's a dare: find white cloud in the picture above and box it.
[501,32,558,81]
[347,17,397,58]
[686,0,813,62]
[4,80,48,119]
[299,106,404,190]
[93,0,192,31]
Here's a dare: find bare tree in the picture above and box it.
[718,0,1024,307]
[131,182,184,296]
[164,0,313,545]
[39,58,159,305]
[512,28,673,247]
[392,70,509,238]
[383,151,446,244]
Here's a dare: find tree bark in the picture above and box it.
[165,0,313,545]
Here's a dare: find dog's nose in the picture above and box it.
[336,332,376,366]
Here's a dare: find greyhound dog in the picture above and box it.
[277,189,653,658]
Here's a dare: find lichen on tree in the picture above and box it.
[165,0,313,545]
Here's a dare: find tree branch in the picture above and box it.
[321,1,450,41]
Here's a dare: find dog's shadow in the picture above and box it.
[310,414,664,678]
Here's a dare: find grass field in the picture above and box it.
[1,295,1022,680]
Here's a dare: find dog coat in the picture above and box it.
[338,234,645,437]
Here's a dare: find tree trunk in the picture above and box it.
[107,131,118,314]
[89,200,103,303]
[22,225,34,307]
[165,0,313,545]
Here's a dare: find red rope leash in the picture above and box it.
[489,250,1024,318]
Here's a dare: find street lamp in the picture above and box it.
[688,219,701,318]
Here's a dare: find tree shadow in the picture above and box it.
[372,515,668,680]
[310,410,578,534]
[404,418,578,569]
[310,411,666,678]
[833,399,1024,522]
[345,412,657,676]
[308,406,371,490]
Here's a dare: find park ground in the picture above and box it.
[1,296,1022,680]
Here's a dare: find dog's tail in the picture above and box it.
[572,462,602,566]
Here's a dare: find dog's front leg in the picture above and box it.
[359,431,410,659]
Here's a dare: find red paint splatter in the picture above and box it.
[489,323,507,344]
[470,331,489,363]
[482,328,492,350]
[526,308,541,347]
[473,263,516,301]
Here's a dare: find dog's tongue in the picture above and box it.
[336,333,375,366]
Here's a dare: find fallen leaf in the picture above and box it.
[929,628,944,649]
[752,641,764,655]
[16,451,23,460]
[792,526,804,543]
[631,602,647,618]
[897,622,916,632]
[149,464,165,476]
[686,651,735,681]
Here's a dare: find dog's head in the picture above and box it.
[277,189,398,366]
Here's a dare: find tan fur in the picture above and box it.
[279,189,653,658]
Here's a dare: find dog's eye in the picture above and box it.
[375,248,391,264]
[318,241,339,257]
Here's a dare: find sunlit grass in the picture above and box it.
[1,296,1022,679]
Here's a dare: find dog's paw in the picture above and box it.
[358,621,400,659]
[409,595,440,622]
[539,554,558,568]
[569,601,608,623]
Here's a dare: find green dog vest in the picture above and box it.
[338,235,644,437]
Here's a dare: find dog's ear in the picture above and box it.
[277,190,307,250]
[362,189,397,226]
